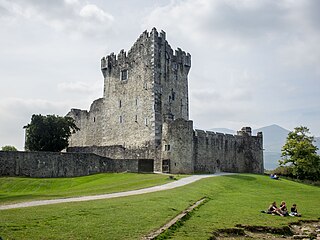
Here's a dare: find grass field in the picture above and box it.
[0,174,319,239]
[0,172,181,205]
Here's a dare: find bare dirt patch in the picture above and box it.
[210,220,320,240]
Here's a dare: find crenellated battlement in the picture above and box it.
[194,128,262,139]
[100,28,191,76]
[69,108,88,117]
[174,48,191,68]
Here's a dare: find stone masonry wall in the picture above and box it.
[193,129,264,174]
[193,130,223,173]
[0,151,153,178]
[100,30,155,148]
[161,118,194,174]
[68,28,191,150]
[153,29,191,146]
[68,98,104,146]
[161,119,264,174]
[67,145,155,160]
[169,119,194,174]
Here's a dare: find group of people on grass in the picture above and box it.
[267,201,301,217]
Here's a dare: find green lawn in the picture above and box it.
[0,173,181,205]
[0,174,319,240]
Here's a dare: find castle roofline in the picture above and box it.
[101,28,191,66]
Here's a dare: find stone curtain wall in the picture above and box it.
[193,130,225,173]
[193,129,264,174]
[161,119,264,174]
[0,151,154,178]
[67,119,263,175]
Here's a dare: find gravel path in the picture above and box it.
[0,172,235,210]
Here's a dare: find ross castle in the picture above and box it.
[67,28,264,174]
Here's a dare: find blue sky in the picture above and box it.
[0,0,319,150]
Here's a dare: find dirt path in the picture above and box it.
[0,172,235,210]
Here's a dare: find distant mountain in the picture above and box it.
[252,124,290,170]
[253,124,290,152]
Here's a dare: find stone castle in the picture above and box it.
[67,28,264,174]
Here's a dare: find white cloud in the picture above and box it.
[0,0,114,38]
[79,4,114,22]
[64,0,79,5]
[0,0,319,149]
[0,98,73,150]
[58,81,101,94]
[144,0,320,58]
[0,98,69,119]
[142,0,320,135]
[278,36,320,70]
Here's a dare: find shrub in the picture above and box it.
[1,145,18,151]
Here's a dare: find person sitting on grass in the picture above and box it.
[279,201,289,216]
[267,201,284,216]
[289,203,301,217]
[270,174,279,179]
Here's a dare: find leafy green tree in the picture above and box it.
[1,145,18,151]
[279,126,320,181]
[24,114,79,152]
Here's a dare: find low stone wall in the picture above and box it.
[0,151,154,178]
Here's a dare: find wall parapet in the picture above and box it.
[194,129,263,139]
[101,28,191,73]
[192,127,264,174]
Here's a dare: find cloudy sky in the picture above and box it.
[0,0,319,150]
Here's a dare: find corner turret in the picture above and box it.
[237,127,252,136]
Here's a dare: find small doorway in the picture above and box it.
[162,159,170,173]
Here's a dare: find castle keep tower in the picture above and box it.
[68,28,191,149]
[67,28,263,174]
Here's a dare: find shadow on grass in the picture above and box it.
[223,174,256,181]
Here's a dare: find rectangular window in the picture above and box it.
[145,118,148,126]
[121,69,128,80]
[165,145,171,151]
[119,116,123,123]
[119,100,122,108]
[172,90,175,101]
[135,115,138,122]
[173,62,177,70]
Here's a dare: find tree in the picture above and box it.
[1,145,18,151]
[24,114,79,152]
[279,126,320,181]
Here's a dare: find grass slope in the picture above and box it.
[0,173,178,204]
[0,174,319,240]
